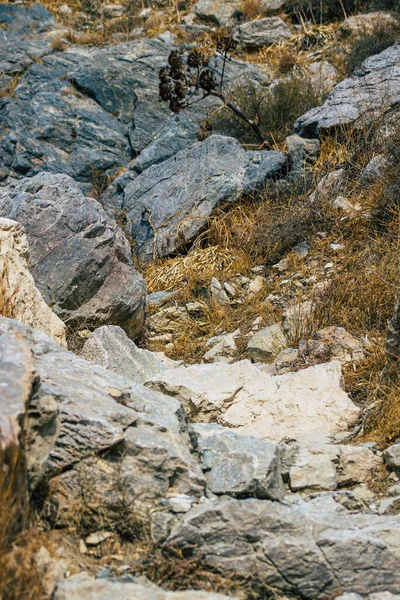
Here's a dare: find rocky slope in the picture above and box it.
[0,2,399,599]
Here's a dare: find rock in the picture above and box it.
[210,277,230,305]
[298,327,364,366]
[248,275,265,293]
[332,196,362,214]
[80,326,167,385]
[378,496,400,515]
[286,442,383,492]
[286,134,320,171]
[54,572,236,600]
[119,136,285,262]
[247,323,287,361]
[232,17,291,49]
[0,317,205,521]
[306,61,338,91]
[308,169,344,202]
[339,12,399,38]
[361,154,388,184]
[260,0,286,12]
[0,173,145,338]
[273,347,299,374]
[192,0,241,27]
[147,360,360,443]
[288,443,340,491]
[295,43,400,137]
[193,423,284,499]
[0,218,66,347]
[101,3,124,17]
[203,330,239,362]
[385,444,400,473]
[282,300,314,339]
[0,3,54,39]
[167,498,400,598]
[0,332,35,446]
[293,241,310,257]
[386,297,400,357]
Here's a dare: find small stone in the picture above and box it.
[224,282,236,297]
[247,323,287,361]
[79,540,87,554]
[330,243,344,251]
[251,265,265,274]
[210,277,230,305]
[168,494,194,513]
[248,275,265,294]
[324,262,334,269]
[85,532,113,546]
[293,241,310,257]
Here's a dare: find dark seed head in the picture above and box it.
[159,80,173,101]
[199,68,215,92]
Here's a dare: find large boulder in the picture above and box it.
[193,423,284,499]
[0,317,205,521]
[295,43,400,137]
[81,325,167,384]
[54,572,236,600]
[119,135,285,262]
[166,498,400,598]
[147,359,360,443]
[0,14,267,187]
[0,217,66,347]
[0,173,145,337]
[232,17,291,49]
[192,0,242,27]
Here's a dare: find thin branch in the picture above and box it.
[209,90,267,145]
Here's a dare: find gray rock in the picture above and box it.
[298,326,364,366]
[386,297,400,357]
[361,154,388,184]
[167,498,400,598]
[295,43,400,137]
[210,277,230,306]
[247,323,287,361]
[385,444,400,473]
[0,3,54,39]
[232,17,291,49]
[147,360,360,443]
[0,332,34,445]
[54,572,235,600]
[0,317,205,519]
[81,326,167,384]
[339,12,399,38]
[273,347,299,374]
[286,134,320,171]
[0,173,145,337]
[260,0,286,12]
[119,135,285,262]
[192,0,242,27]
[193,423,284,499]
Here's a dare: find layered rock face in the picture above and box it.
[0,173,145,337]
[0,217,66,347]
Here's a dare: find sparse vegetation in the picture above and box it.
[345,20,400,74]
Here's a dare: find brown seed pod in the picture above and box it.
[199,69,215,92]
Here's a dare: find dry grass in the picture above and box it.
[0,262,16,319]
[0,439,46,600]
[0,74,21,99]
[50,36,68,52]
[240,0,264,20]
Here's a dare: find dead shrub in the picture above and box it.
[211,77,325,145]
[240,0,263,20]
[345,20,400,75]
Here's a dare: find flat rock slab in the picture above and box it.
[81,325,167,384]
[193,423,284,499]
[167,498,400,599]
[120,135,285,262]
[0,317,205,519]
[0,217,66,346]
[0,173,145,337]
[232,17,291,49]
[54,572,236,600]
[147,359,360,443]
[295,43,400,137]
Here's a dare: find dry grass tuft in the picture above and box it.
[240,0,264,20]
[50,36,68,52]
[145,246,237,293]
[0,438,45,600]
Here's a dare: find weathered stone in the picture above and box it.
[203,330,239,362]
[361,154,388,184]
[193,423,284,499]
[81,326,167,384]
[54,572,236,600]
[120,136,285,262]
[385,443,400,473]
[298,326,364,366]
[286,134,320,171]
[295,43,400,137]
[339,12,399,38]
[167,498,400,598]
[232,17,291,49]
[0,317,205,519]
[0,218,66,347]
[386,297,400,356]
[192,0,241,27]
[147,360,360,443]
[273,347,299,374]
[247,323,287,361]
[306,61,339,91]
[0,174,145,338]
[210,277,230,306]
[0,333,35,445]
[308,169,344,202]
